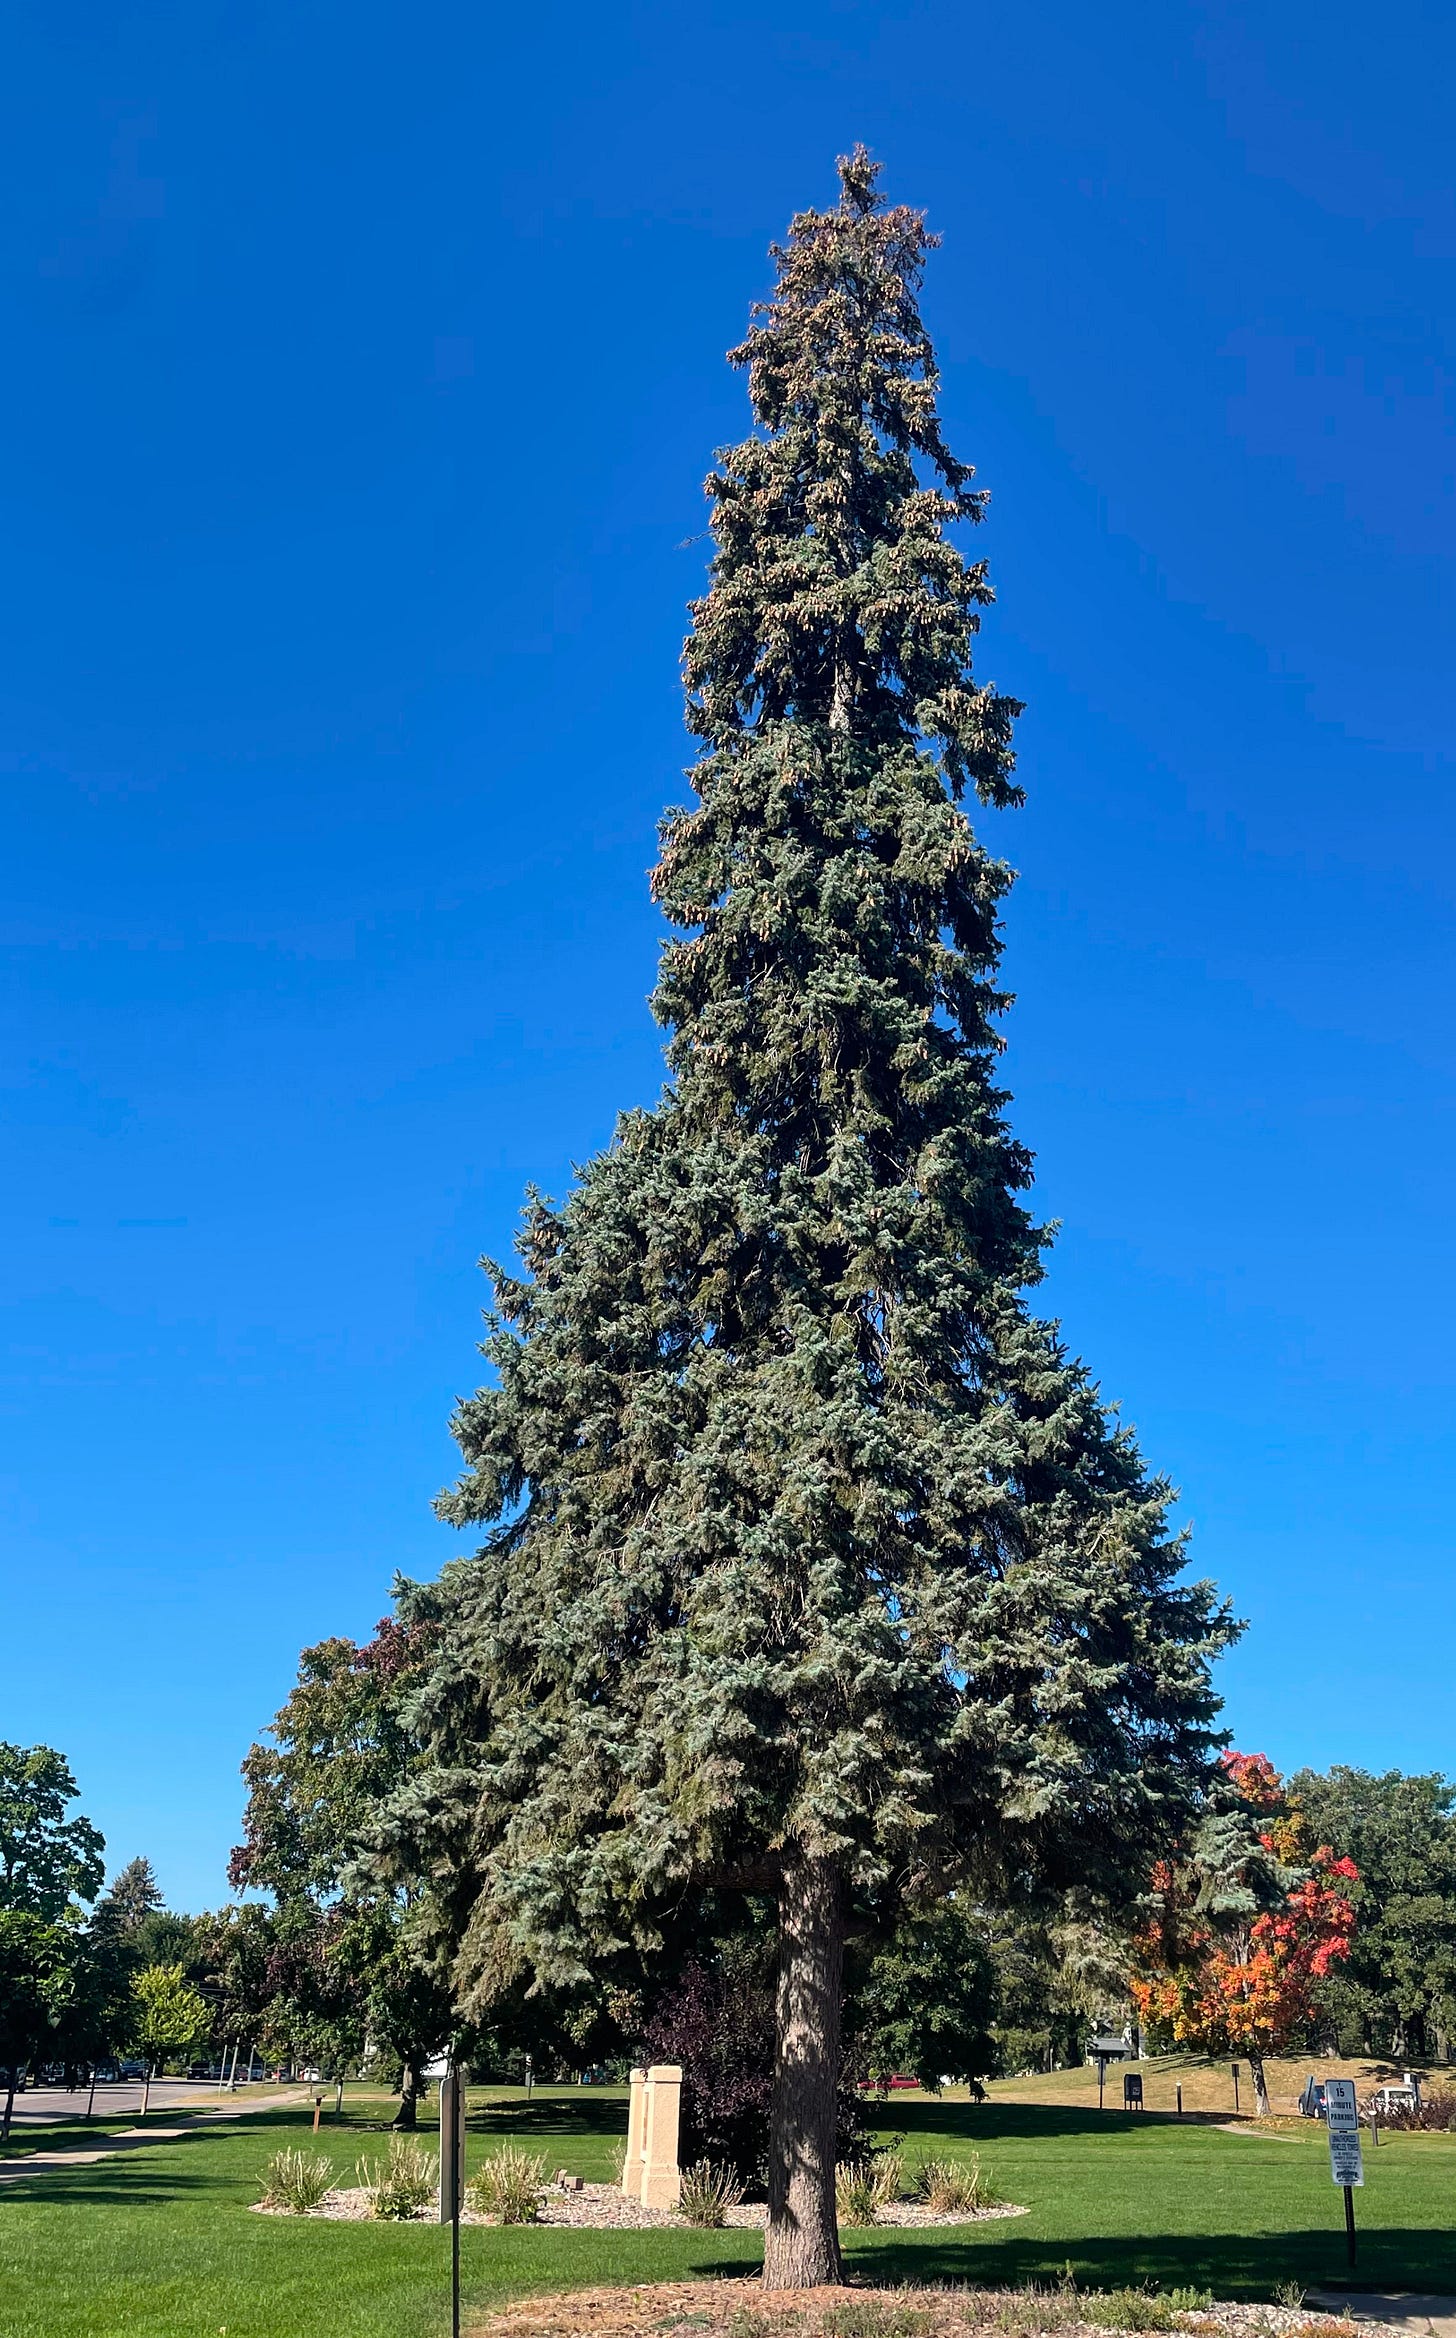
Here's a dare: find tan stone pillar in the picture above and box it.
[622,2066,647,2200]
[641,2062,683,2210]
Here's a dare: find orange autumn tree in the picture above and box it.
[1131,1752,1357,2115]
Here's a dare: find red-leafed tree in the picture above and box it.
[1131,1751,1357,2115]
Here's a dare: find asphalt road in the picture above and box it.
[3,2078,271,2127]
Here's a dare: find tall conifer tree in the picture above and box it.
[395,150,1234,2286]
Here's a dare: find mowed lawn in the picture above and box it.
[3,2087,1456,2338]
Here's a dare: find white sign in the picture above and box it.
[1324,2079,1359,2131]
[1324,2082,1364,2186]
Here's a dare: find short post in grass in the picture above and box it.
[1176,2084,1183,2118]
[1323,2078,1363,2271]
[439,2063,466,2338]
[1231,2063,1240,2114]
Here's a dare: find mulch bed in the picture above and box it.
[469,2281,1363,2338]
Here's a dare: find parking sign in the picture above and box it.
[1324,2079,1364,2187]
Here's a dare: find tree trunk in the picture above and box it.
[1248,2051,1270,2116]
[141,2064,153,2118]
[1,2080,14,2142]
[391,2055,423,2131]
[763,1854,845,2290]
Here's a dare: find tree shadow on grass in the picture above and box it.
[863,2104,1222,2145]
[466,2099,632,2141]
[845,2225,1456,2299]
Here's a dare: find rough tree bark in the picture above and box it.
[390,2052,424,2130]
[1247,2050,1271,2117]
[763,1855,845,2290]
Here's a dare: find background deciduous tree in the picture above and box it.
[1131,1754,1357,2113]
[231,1622,452,2124]
[387,148,1234,2286]
[849,1902,997,2092]
[0,1912,76,2135]
[129,1963,209,2113]
[0,1745,104,1919]
[1291,1767,1456,2062]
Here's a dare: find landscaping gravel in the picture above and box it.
[254,2179,1029,2229]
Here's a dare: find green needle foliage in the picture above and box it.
[391,148,1234,2286]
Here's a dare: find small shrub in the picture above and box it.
[677,2158,746,2228]
[1368,2087,1456,2132]
[466,2141,546,2225]
[835,2149,902,2226]
[820,2308,932,2338]
[1168,2289,1213,2313]
[1272,2281,1307,2310]
[983,2287,1079,2334]
[356,2135,436,2219]
[1082,2290,1178,2332]
[913,2152,1000,2214]
[257,2147,334,2213]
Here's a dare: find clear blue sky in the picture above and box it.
[4,0,1453,1913]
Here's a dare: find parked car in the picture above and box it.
[1366,2083,1420,2116]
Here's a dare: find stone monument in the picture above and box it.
[621,2062,683,2209]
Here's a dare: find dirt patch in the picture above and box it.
[468,2281,1362,2338]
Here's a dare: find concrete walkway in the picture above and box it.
[1313,2299,1456,2336]
[0,2091,303,2184]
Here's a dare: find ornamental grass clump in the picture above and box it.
[913,2152,999,2213]
[257,2147,334,2213]
[355,2135,435,2219]
[835,2151,902,2226]
[678,2158,746,2228]
[466,2142,546,2225]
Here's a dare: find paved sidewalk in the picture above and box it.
[0,2091,303,2184]
[1314,2298,1456,2335]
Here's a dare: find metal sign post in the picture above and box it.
[1231,2063,1240,2115]
[1323,2078,1363,2270]
[439,2063,467,2338]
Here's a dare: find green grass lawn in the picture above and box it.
[1,2087,1453,2338]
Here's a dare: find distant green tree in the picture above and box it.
[850,1903,997,2091]
[1291,1767,1456,2061]
[128,1909,200,1972]
[392,148,1234,2285]
[0,1912,76,2134]
[0,1745,104,1918]
[97,1857,164,1933]
[231,1622,453,2125]
[129,1964,208,2112]
[191,1902,278,2072]
[974,1911,1120,2075]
